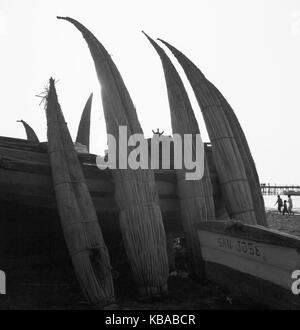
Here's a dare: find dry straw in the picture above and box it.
[57,17,169,297]
[17,120,39,143]
[209,83,267,226]
[76,93,93,152]
[143,32,216,278]
[159,39,257,225]
[45,78,115,308]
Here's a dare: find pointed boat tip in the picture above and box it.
[157,38,173,49]
[56,16,79,25]
[156,38,179,55]
[88,92,94,102]
[142,31,161,49]
[158,39,204,75]
[143,31,158,43]
[157,38,165,43]
[56,16,99,43]
[141,31,153,42]
[48,78,59,95]
[144,34,170,61]
[157,38,180,55]
[49,77,55,86]
[157,38,192,64]
[57,16,76,21]
[57,16,81,25]
[141,30,149,37]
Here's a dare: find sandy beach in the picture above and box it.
[266,210,300,236]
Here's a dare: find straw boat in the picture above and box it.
[57,17,172,297]
[208,83,267,226]
[159,39,259,226]
[143,32,216,278]
[195,220,300,309]
[44,78,115,307]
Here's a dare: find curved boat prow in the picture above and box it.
[76,93,93,152]
[17,120,39,143]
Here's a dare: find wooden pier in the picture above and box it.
[260,184,300,195]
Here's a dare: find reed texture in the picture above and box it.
[209,83,267,226]
[159,39,257,225]
[58,17,169,297]
[143,32,216,277]
[45,78,115,307]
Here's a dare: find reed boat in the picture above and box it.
[159,39,266,226]
[195,221,300,309]
[143,32,216,278]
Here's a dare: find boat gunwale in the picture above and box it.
[196,220,300,250]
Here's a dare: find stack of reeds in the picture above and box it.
[58,17,169,297]
[76,93,93,152]
[45,78,115,308]
[143,32,216,277]
[17,120,39,143]
[209,83,267,226]
[159,39,257,225]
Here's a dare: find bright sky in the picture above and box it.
[0,0,299,184]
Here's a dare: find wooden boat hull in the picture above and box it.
[0,136,226,271]
[0,137,180,232]
[196,221,300,309]
[0,137,225,223]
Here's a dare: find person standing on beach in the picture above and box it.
[282,200,289,215]
[288,195,294,215]
[275,195,283,213]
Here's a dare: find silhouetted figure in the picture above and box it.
[282,200,289,216]
[288,195,294,215]
[275,195,283,213]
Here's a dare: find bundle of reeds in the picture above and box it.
[45,78,115,308]
[58,17,169,297]
[209,83,267,226]
[143,32,216,277]
[76,93,93,152]
[159,39,257,225]
[17,120,39,143]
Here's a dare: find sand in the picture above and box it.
[266,210,300,236]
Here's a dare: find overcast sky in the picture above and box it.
[0,0,299,184]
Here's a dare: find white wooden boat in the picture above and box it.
[196,221,300,309]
